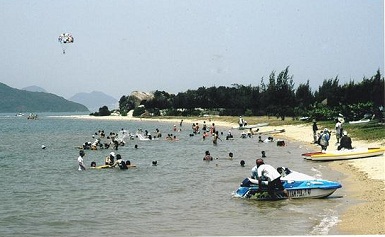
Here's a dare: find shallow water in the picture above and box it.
[0,113,345,236]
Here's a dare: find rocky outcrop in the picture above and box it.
[130,91,154,106]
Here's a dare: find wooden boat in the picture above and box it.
[302,147,385,161]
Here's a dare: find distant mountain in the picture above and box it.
[69,91,118,112]
[0,82,89,113]
[22,85,48,93]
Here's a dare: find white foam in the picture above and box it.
[310,208,340,235]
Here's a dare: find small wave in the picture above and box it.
[310,208,340,235]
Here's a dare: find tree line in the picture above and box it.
[117,67,384,121]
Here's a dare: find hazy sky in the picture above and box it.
[0,0,383,99]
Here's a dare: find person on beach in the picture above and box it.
[90,161,96,167]
[238,116,245,127]
[335,118,343,144]
[261,151,266,158]
[312,119,318,143]
[318,128,330,151]
[78,150,86,171]
[203,150,213,161]
[338,130,353,150]
[252,158,288,198]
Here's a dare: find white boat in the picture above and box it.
[136,133,151,141]
[349,119,370,124]
[232,123,269,130]
[302,147,385,161]
[254,128,285,135]
[233,168,342,200]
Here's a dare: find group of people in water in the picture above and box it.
[78,150,137,170]
[80,129,129,151]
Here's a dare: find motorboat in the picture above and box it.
[233,168,342,200]
[302,147,385,161]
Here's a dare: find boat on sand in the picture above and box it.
[232,123,269,130]
[349,119,371,124]
[302,147,385,161]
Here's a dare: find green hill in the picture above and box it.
[0,82,89,113]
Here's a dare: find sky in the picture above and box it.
[0,0,383,100]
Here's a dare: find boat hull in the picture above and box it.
[233,176,342,201]
[349,119,370,124]
[302,147,385,161]
[233,123,269,130]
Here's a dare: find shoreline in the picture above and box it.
[53,114,385,234]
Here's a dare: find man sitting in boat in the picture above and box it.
[337,131,353,150]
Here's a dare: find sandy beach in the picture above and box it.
[58,114,385,234]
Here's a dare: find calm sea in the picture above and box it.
[0,113,346,236]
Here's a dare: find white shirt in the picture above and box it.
[257,164,281,181]
[335,122,342,133]
[251,165,259,179]
[78,156,85,171]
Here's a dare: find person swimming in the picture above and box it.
[203,151,213,161]
[240,160,245,167]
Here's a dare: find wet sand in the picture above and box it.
[56,115,385,234]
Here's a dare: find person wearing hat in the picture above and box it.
[253,158,288,199]
[338,130,353,150]
[105,152,116,165]
[78,150,86,171]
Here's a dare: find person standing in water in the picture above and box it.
[78,150,86,171]
[203,151,213,161]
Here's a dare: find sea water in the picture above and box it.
[0,113,345,236]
